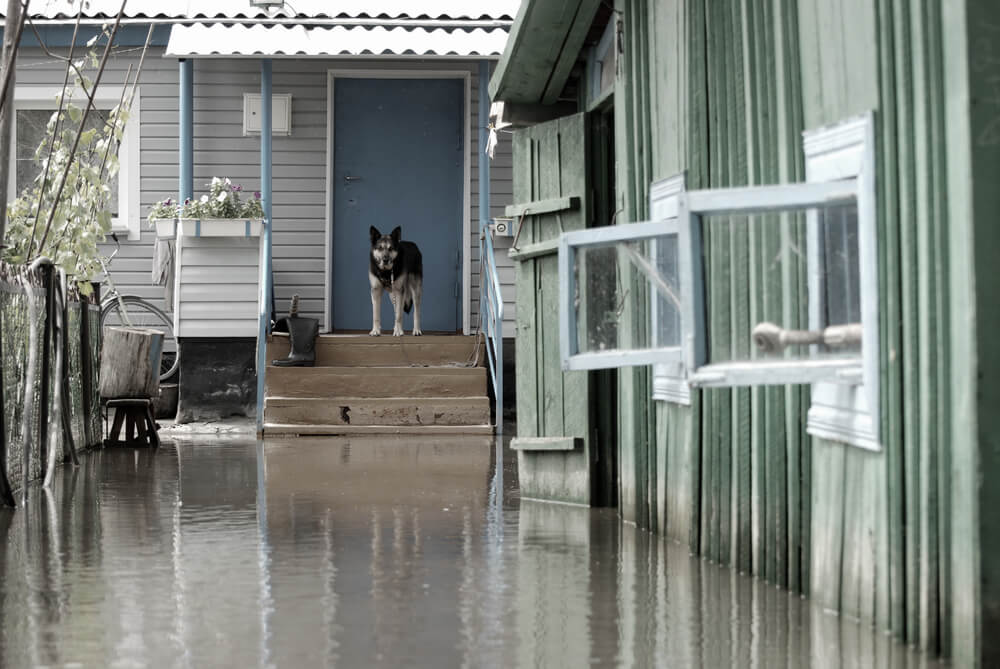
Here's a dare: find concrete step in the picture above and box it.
[265,365,488,399]
[264,396,490,427]
[262,423,494,437]
[267,334,484,368]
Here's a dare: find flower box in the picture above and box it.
[152,218,178,238]
[152,218,264,239]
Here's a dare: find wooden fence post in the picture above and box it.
[59,278,77,466]
[0,282,14,507]
[37,266,53,472]
[79,293,95,447]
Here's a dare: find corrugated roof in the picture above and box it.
[165,23,511,58]
[5,1,520,20]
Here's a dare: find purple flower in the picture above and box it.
[232,184,243,192]
[165,198,172,206]
[254,191,261,199]
[184,198,191,204]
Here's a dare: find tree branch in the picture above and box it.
[0,0,27,250]
[0,0,28,114]
[26,4,85,258]
[50,23,153,259]
[35,0,127,255]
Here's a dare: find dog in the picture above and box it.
[369,225,423,336]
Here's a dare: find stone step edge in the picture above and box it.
[262,423,495,436]
[265,365,484,372]
[265,395,490,402]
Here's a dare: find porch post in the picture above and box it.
[478,60,491,234]
[178,58,193,202]
[261,59,273,309]
[256,58,273,432]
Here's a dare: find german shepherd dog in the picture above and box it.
[369,225,423,336]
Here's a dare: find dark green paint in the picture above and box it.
[496,0,995,662]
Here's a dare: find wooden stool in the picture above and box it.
[104,398,160,447]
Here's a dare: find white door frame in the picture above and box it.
[325,68,472,334]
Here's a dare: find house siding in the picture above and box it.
[12,47,514,334]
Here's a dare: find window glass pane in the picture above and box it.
[15,109,49,196]
[574,234,681,355]
[15,109,119,211]
[821,204,861,354]
[699,207,862,366]
[654,235,681,348]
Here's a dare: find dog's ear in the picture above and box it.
[390,226,401,244]
[369,226,381,245]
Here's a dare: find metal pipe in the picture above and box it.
[478,60,490,237]
[262,60,274,319]
[255,59,273,434]
[178,59,193,202]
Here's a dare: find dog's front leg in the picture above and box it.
[391,287,405,336]
[369,279,383,336]
[411,282,422,336]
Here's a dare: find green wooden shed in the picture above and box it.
[489,0,1000,665]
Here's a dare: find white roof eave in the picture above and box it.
[4,0,521,21]
[164,24,511,60]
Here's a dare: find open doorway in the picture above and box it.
[589,103,618,507]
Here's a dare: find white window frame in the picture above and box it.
[8,85,141,240]
[803,112,880,451]
[678,179,864,385]
[650,174,690,404]
[558,215,687,372]
[676,112,880,450]
[555,115,880,444]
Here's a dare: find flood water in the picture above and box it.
[0,436,943,668]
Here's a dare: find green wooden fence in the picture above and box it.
[612,0,954,655]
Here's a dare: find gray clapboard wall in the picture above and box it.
[470,63,517,337]
[13,47,514,335]
[175,234,261,337]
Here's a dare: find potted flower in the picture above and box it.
[148,177,265,238]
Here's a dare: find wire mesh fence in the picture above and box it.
[0,262,101,501]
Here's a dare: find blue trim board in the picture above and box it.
[478,60,490,234]
[7,25,171,48]
[179,59,193,203]
[255,58,273,432]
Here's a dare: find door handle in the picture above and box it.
[345,175,362,182]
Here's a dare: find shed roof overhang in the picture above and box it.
[164,23,509,59]
[488,0,601,105]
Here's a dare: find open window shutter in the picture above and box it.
[509,112,592,468]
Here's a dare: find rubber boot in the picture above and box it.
[272,316,319,367]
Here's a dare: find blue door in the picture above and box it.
[331,78,464,333]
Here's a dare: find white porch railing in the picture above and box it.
[479,226,504,436]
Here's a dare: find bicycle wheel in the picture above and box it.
[100,295,179,381]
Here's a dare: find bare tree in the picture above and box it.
[0,0,27,249]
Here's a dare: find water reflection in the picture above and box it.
[0,437,941,668]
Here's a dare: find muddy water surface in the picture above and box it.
[0,437,942,668]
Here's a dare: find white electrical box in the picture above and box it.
[491,218,516,236]
[243,93,292,136]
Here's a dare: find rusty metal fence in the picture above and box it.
[0,261,101,505]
